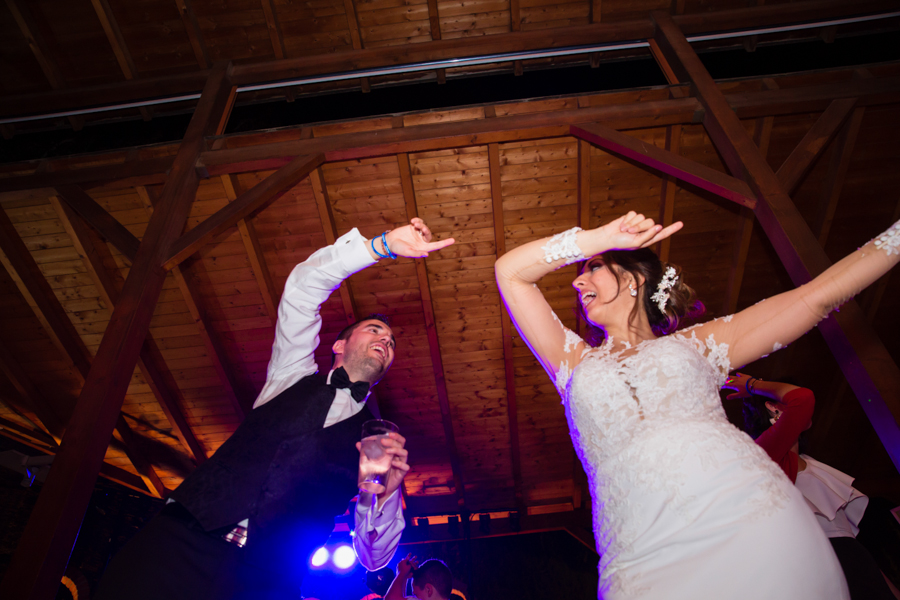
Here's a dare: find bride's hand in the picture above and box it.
[597,211,683,251]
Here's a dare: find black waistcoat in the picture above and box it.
[170,373,372,567]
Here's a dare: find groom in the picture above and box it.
[96,218,454,600]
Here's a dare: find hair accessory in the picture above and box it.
[372,231,397,260]
[650,266,678,314]
[628,283,637,297]
[541,227,585,265]
[871,219,900,256]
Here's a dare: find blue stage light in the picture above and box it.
[310,546,330,568]
[332,544,357,570]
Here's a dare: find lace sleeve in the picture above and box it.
[496,228,588,392]
[688,218,900,369]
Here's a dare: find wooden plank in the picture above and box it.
[489,143,525,511]
[510,0,521,32]
[0,414,56,448]
[572,123,755,209]
[814,107,866,246]
[54,185,141,262]
[775,97,858,195]
[652,11,900,470]
[165,154,324,269]
[310,168,358,325]
[344,0,364,49]
[1,198,167,499]
[50,196,207,465]
[221,175,279,323]
[0,63,236,600]
[175,0,210,69]
[260,0,288,60]
[398,152,466,510]
[656,124,680,263]
[590,0,601,24]
[426,0,443,39]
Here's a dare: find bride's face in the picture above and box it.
[573,257,637,326]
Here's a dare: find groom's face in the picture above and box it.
[333,320,396,382]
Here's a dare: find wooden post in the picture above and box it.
[0,62,235,600]
[651,11,900,470]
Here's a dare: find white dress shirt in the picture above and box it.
[249,227,404,570]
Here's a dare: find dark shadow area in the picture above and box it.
[1,30,899,165]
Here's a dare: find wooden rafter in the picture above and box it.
[175,0,210,69]
[814,107,866,246]
[510,0,521,32]
[0,62,236,600]
[0,201,167,498]
[488,142,525,511]
[427,0,443,39]
[134,186,251,420]
[89,0,152,121]
[50,196,207,465]
[3,0,895,120]
[775,97,858,195]
[260,0,287,60]
[651,11,900,470]
[656,125,681,263]
[220,175,280,323]
[0,414,56,448]
[164,154,325,270]
[310,168,358,325]
[0,155,174,194]
[590,0,601,24]
[571,123,756,208]
[397,152,467,509]
[55,185,141,260]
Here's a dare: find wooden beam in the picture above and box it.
[775,97,858,195]
[571,123,756,208]
[590,0,601,24]
[1,0,897,121]
[0,63,236,600]
[164,154,324,270]
[651,11,900,471]
[310,168,358,325]
[54,185,141,261]
[813,107,866,246]
[260,0,287,60]
[175,0,210,69]
[721,111,774,316]
[134,186,251,420]
[510,0,520,32]
[656,125,681,263]
[50,196,206,465]
[426,0,443,39]
[344,0,364,49]
[0,156,174,194]
[220,175,279,322]
[0,414,57,449]
[489,143,525,512]
[397,152,467,509]
[0,199,168,498]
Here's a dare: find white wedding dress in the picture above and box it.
[561,329,849,600]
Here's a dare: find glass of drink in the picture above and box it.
[359,419,399,494]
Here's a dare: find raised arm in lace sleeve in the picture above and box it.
[686,219,900,370]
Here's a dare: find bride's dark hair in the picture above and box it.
[577,248,705,346]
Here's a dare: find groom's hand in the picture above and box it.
[385,218,455,258]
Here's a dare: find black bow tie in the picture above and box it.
[329,367,370,403]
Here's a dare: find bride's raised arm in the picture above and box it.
[692,220,900,370]
[495,212,680,385]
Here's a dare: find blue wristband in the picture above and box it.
[381,231,398,259]
[371,237,390,259]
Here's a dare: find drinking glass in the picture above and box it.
[359,419,399,494]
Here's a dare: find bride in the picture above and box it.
[495,211,900,599]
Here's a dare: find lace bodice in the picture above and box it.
[562,330,790,595]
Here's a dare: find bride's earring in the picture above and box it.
[628,283,637,297]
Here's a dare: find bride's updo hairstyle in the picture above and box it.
[577,248,704,344]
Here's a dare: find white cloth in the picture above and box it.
[249,227,404,570]
[796,455,868,539]
[562,330,849,600]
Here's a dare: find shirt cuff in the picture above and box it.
[336,227,379,276]
[356,489,403,527]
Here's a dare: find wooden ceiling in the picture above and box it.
[2,0,900,596]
